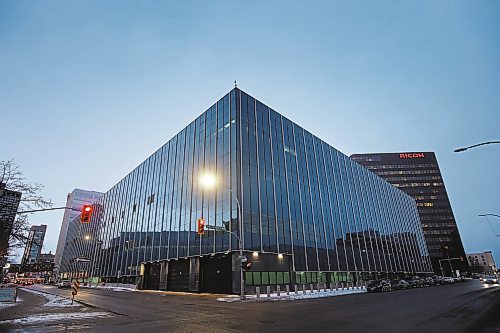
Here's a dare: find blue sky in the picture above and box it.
[1,1,499,264]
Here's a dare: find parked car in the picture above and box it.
[58,280,71,289]
[391,279,410,290]
[424,277,435,286]
[431,275,444,285]
[367,279,392,293]
[408,277,425,288]
[481,276,498,284]
[443,276,455,284]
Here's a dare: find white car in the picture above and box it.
[443,277,455,284]
[482,276,498,284]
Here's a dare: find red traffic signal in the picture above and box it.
[241,261,252,271]
[80,205,93,223]
[197,218,205,235]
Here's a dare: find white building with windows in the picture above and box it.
[467,251,497,275]
[54,189,102,278]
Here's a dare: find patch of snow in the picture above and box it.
[21,288,81,307]
[83,285,136,292]
[217,287,367,302]
[0,311,113,325]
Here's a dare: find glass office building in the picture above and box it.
[61,88,432,293]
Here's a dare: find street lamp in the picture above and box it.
[454,141,500,153]
[200,172,245,300]
[478,214,500,237]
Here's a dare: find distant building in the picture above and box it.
[350,152,468,275]
[54,189,103,277]
[38,251,55,264]
[21,225,47,264]
[0,182,22,262]
[467,251,497,275]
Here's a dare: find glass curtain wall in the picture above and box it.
[61,88,431,281]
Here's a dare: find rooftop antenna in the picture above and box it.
[234,80,237,88]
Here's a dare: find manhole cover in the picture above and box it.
[260,320,275,325]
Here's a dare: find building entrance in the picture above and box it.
[143,262,161,290]
[199,254,232,294]
[167,258,190,292]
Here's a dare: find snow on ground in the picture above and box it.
[217,287,367,302]
[0,312,113,325]
[21,288,81,307]
[82,285,136,292]
[0,297,22,309]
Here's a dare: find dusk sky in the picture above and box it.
[1,1,499,263]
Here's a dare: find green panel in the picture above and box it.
[245,272,253,286]
[305,272,311,283]
[253,272,261,285]
[261,272,269,285]
[312,273,318,283]
[283,272,290,284]
[269,272,276,285]
[276,272,284,284]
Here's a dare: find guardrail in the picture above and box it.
[0,285,18,302]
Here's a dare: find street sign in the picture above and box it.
[206,224,227,232]
[72,279,79,295]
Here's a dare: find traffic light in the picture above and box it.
[241,258,252,271]
[197,218,205,235]
[80,205,93,223]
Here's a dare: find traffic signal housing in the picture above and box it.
[197,218,205,235]
[241,259,252,271]
[80,205,93,223]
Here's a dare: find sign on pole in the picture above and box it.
[71,279,80,304]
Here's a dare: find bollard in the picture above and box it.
[267,285,271,298]
[256,286,260,298]
[286,284,290,295]
[342,282,345,290]
[277,285,281,296]
[329,282,333,291]
[310,283,314,293]
[317,283,321,292]
[335,282,339,291]
[303,284,307,293]
[294,284,298,295]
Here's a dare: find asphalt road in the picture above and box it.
[1,280,499,333]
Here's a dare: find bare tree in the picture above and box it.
[0,159,53,259]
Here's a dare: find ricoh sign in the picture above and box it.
[399,153,425,159]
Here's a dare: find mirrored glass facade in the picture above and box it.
[61,88,432,292]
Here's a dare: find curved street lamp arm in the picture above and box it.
[454,141,500,153]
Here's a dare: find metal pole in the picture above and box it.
[225,186,245,300]
[454,141,500,152]
[0,206,82,217]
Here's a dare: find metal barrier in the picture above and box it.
[0,286,18,302]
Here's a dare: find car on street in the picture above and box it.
[367,279,392,293]
[481,276,498,284]
[58,280,71,289]
[443,277,455,284]
[424,277,435,286]
[391,279,410,290]
[408,276,425,288]
[431,275,444,285]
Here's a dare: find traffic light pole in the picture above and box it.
[222,185,245,300]
[0,206,82,217]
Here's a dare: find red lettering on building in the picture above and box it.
[399,153,425,159]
